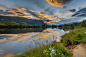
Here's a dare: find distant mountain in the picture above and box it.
[57,22,79,26]
[0,16,44,25]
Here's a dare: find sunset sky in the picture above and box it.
[0,0,86,25]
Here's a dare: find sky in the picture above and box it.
[0,0,86,25]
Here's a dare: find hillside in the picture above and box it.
[0,16,44,25]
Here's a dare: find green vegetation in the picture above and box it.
[58,25,62,29]
[0,24,57,29]
[15,42,72,57]
[61,27,86,46]
[58,20,86,30]
[0,15,44,25]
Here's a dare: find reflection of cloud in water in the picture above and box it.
[0,28,69,56]
[10,38,20,41]
[18,40,26,42]
[0,49,4,55]
[37,34,51,40]
[16,53,21,56]
[2,53,14,57]
[1,52,21,57]
[21,34,32,36]
[0,35,12,40]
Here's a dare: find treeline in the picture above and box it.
[0,24,57,29]
[58,20,86,31]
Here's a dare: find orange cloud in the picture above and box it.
[52,16,58,18]
[44,21,51,24]
[20,8,27,10]
[21,15,32,17]
[46,0,63,7]
[38,12,58,19]
[38,12,51,18]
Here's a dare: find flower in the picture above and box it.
[43,46,56,57]
[51,49,56,54]
[53,36,54,40]
[46,40,48,43]
[43,49,47,54]
[85,32,86,33]
[55,37,57,40]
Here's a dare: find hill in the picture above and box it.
[0,16,44,25]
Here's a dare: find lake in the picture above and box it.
[0,28,69,56]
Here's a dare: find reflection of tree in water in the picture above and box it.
[0,29,43,34]
[0,35,12,40]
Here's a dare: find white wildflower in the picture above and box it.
[47,53,48,55]
[85,32,86,33]
[51,49,56,54]
[49,47,52,50]
[43,50,47,54]
[50,53,52,57]
[55,53,57,55]
[43,46,56,57]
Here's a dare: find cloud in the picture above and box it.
[44,19,61,24]
[0,9,15,16]
[0,0,19,10]
[21,15,32,18]
[38,12,51,18]
[38,11,58,19]
[56,17,86,25]
[46,0,72,7]
[72,7,86,17]
[69,9,76,12]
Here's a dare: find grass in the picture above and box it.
[15,41,72,57]
[60,27,86,46]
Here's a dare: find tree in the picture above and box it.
[58,25,62,29]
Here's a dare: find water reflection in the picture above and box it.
[0,28,43,34]
[0,28,69,56]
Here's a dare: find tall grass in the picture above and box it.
[15,41,72,57]
[60,27,86,46]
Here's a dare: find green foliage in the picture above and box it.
[0,15,44,25]
[58,20,86,30]
[15,42,72,57]
[58,25,62,29]
[61,28,86,46]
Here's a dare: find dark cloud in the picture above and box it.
[26,10,40,18]
[0,9,3,12]
[46,0,72,7]
[43,7,54,15]
[69,9,76,12]
[0,9,13,14]
[0,4,8,9]
[25,0,45,9]
[63,0,73,4]
[72,7,86,17]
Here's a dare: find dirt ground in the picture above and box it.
[67,43,86,57]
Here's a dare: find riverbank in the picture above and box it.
[15,27,86,57]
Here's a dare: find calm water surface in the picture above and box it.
[0,28,69,56]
